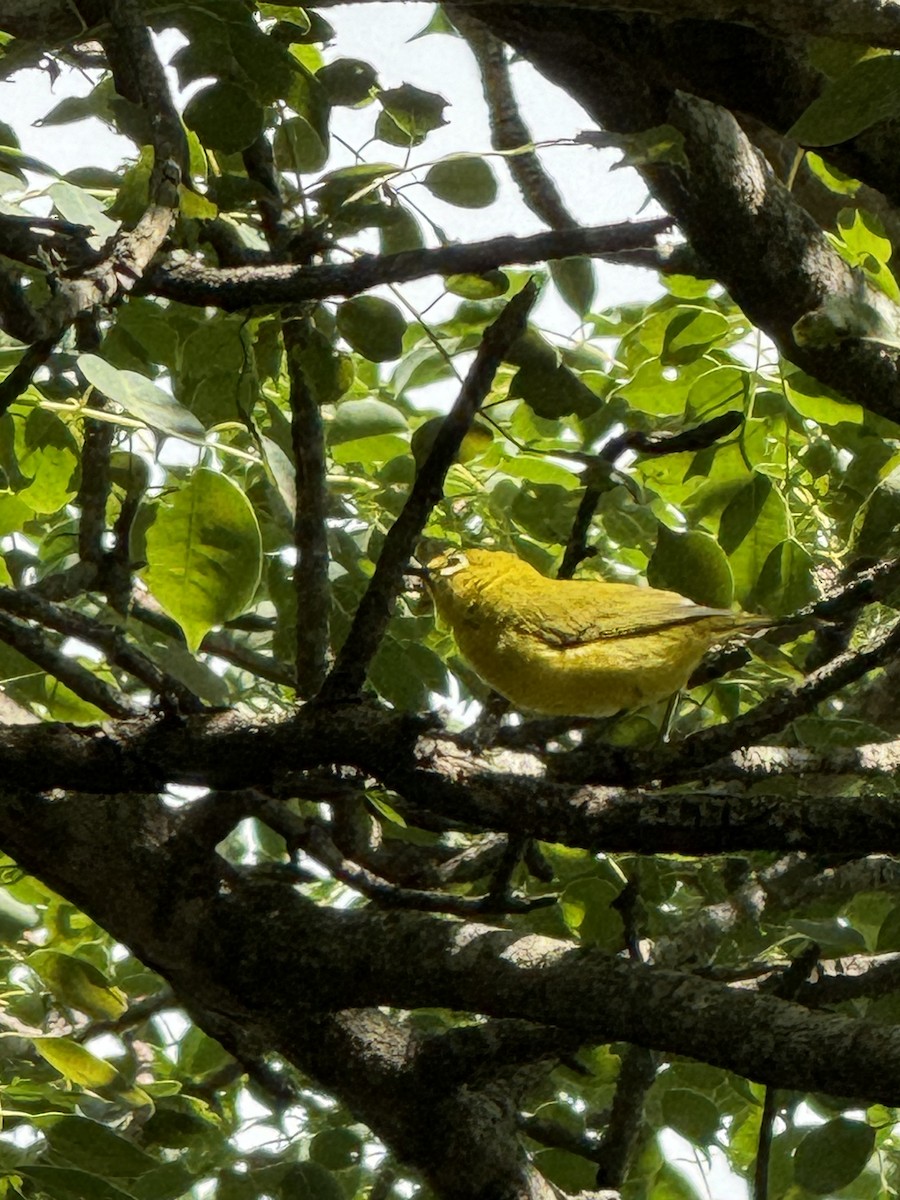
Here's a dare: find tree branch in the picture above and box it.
[319,280,538,701]
[451,8,576,229]
[473,8,900,424]
[285,315,331,697]
[145,221,672,310]
[3,791,900,1108]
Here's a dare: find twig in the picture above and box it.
[319,279,539,701]
[560,411,744,578]
[0,587,203,714]
[0,610,142,719]
[256,797,555,915]
[101,0,188,189]
[130,600,295,687]
[486,832,529,906]
[72,988,175,1042]
[753,942,819,1200]
[795,954,900,1008]
[146,220,674,309]
[242,134,287,248]
[0,339,57,418]
[452,9,576,229]
[518,1114,605,1162]
[286,315,330,697]
[753,1085,777,1200]
[75,318,112,567]
[329,794,511,888]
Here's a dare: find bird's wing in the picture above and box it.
[515,589,740,649]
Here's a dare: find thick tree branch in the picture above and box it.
[7,700,900,858]
[473,8,900,423]
[2,791,900,1109]
[306,0,900,54]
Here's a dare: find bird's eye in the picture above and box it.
[440,551,469,577]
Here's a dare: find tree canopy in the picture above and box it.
[4,2,900,1198]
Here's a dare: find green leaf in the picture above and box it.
[782,368,863,426]
[717,474,790,604]
[29,950,128,1020]
[549,256,595,318]
[379,205,423,255]
[138,469,263,652]
[510,360,600,420]
[806,151,860,196]
[32,1037,119,1088]
[750,539,818,615]
[288,325,353,404]
[274,113,329,174]
[309,1128,363,1170]
[330,398,407,445]
[183,82,264,154]
[411,416,492,469]
[79,354,206,439]
[647,525,734,608]
[852,461,900,557]
[279,1163,343,1200]
[788,54,900,145]
[336,296,406,362]
[317,58,378,106]
[560,878,624,948]
[410,7,458,38]
[615,123,689,170]
[49,180,118,239]
[793,1119,875,1194]
[19,1167,136,1200]
[423,156,497,207]
[230,24,297,104]
[444,270,508,299]
[661,308,732,364]
[0,142,59,179]
[38,78,116,127]
[178,186,218,220]
[876,904,900,952]
[661,1089,721,1145]
[130,1163,197,1200]
[46,1116,159,1177]
[12,408,79,514]
[685,365,749,421]
[837,206,893,266]
[532,1148,597,1194]
[787,918,866,956]
[377,84,448,146]
[313,161,398,212]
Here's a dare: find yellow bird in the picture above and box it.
[425,547,770,717]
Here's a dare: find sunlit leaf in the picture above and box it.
[79,354,206,439]
[137,469,263,652]
[32,1037,119,1088]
